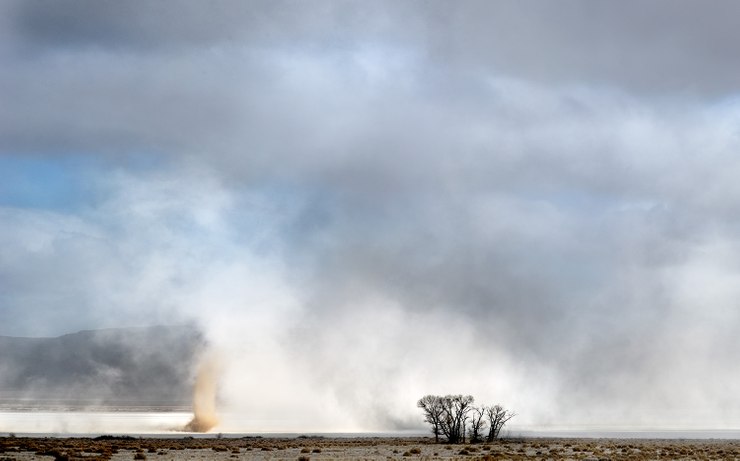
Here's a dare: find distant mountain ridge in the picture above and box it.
[0,325,204,410]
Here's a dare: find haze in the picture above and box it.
[2,0,740,433]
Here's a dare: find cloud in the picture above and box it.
[2,1,740,431]
[6,1,740,96]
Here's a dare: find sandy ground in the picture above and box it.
[3,435,740,460]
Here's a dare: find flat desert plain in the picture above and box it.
[3,436,740,460]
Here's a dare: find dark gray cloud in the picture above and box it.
[6,1,740,95]
[2,1,740,431]
[7,0,388,55]
[418,0,740,97]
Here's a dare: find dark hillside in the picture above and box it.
[0,325,203,409]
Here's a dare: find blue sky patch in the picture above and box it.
[0,154,99,211]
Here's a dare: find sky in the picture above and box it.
[2,0,740,431]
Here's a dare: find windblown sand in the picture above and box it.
[3,435,740,460]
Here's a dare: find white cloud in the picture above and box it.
[4,1,740,430]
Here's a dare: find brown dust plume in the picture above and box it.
[184,351,220,432]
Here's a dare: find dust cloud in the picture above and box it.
[183,350,221,432]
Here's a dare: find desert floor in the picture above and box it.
[3,435,740,460]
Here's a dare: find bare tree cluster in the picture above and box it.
[417,395,515,444]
